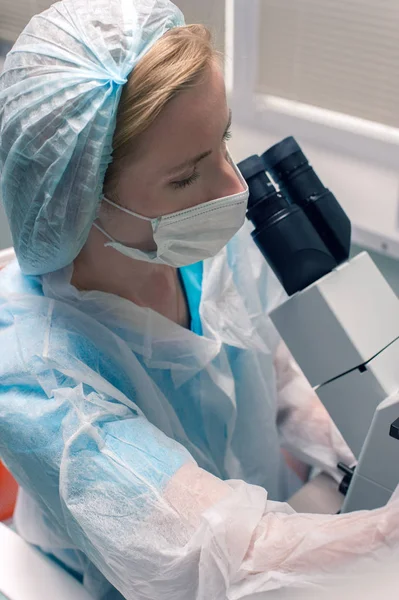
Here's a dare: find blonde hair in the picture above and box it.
[104,25,218,191]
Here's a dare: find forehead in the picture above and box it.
[133,62,228,168]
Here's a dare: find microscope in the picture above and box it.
[238,139,399,513]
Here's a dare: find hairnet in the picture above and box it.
[0,0,184,275]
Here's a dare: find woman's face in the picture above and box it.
[98,61,245,251]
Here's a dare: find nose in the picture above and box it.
[211,153,246,200]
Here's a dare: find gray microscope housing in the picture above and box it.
[270,251,399,512]
[239,138,399,512]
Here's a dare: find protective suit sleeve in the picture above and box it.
[2,377,399,600]
[168,462,399,597]
[274,340,356,482]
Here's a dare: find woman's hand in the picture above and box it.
[281,448,311,482]
[274,341,356,481]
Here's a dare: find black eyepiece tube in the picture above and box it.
[262,137,351,265]
[238,155,337,296]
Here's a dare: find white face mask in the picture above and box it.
[94,156,249,268]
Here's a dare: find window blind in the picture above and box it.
[257,0,399,128]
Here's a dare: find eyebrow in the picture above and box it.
[167,109,232,176]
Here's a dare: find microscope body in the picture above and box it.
[239,137,399,512]
[270,251,399,512]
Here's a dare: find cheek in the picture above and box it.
[117,170,183,220]
[105,209,155,246]
[114,163,211,216]
[97,201,154,244]
[161,184,210,214]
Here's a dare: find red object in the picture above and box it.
[0,461,18,521]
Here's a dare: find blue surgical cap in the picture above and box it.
[0,0,184,275]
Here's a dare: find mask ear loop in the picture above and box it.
[94,200,162,247]
[92,221,116,244]
[102,196,153,220]
[102,196,162,232]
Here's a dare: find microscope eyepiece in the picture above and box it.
[261,136,305,177]
[237,155,288,222]
[262,137,351,264]
[238,154,337,296]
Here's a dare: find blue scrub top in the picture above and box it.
[179,262,203,336]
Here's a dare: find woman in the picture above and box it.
[0,1,398,599]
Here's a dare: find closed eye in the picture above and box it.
[171,168,201,190]
[171,110,233,190]
[223,127,232,142]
